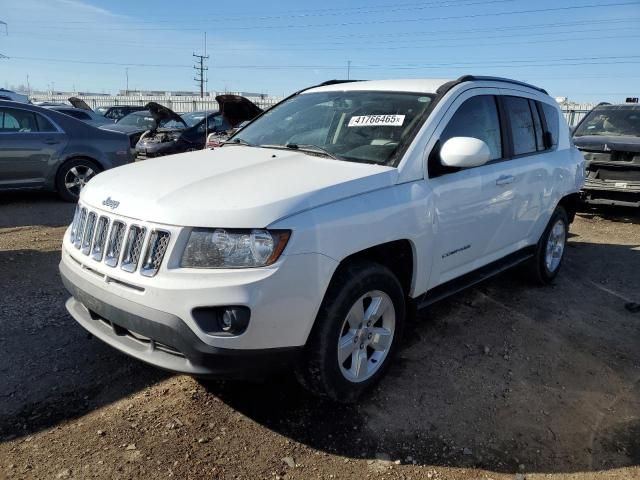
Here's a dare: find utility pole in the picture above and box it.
[125,67,129,95]
[347,60,351,80]
[193,49,209,99]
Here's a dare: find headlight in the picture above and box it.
[181,228,290,268]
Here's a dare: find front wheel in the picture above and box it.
[527,206,569,284]
[296,262,405,403]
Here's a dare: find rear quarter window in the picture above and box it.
[540,102,559,148]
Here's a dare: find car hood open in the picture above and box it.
[573,135,640,153]
[68,97,93,111]
[215,95,262,126]
[81,146,397,228]
[145,102,188,130]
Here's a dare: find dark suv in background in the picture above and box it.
[573,103,640,207]
[0,100,133,201]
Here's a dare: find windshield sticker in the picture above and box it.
[348,114,405,127]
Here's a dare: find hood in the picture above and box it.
[99,123,146,135]
[145,102,188,130]
[81,147,397,228]
[573,135,640,153]
[68,97,93,111]
[216,95,262,127]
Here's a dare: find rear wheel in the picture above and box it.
[55,158,101,202]
[527,206,569,284]
[296,262,405,403]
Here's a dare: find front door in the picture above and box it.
[426,91,514,287]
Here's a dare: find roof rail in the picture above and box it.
[455,75,548,95]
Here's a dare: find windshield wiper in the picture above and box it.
[285,143,342,160]
[223,137,254,146]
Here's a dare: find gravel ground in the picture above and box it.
[0,192,639,480]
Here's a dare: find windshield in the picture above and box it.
[118,111,156,128]
[95,107,109,115]
[231,90,434,166]
[181,111,216,127]
[574,107,640,137]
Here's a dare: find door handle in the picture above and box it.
[495,175,515,186]
[43,138,60,145]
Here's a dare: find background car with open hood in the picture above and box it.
[43,97,112,128]
[573,102,640,207]
[135,95,262,159]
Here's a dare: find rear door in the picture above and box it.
[494,93,557,248]
[0,107,67,189]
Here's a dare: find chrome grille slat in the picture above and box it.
[141,230,170,277]
[68,205,171,276]
[104,221,126,267]
[73,207,88,249]
[81,212,97,255]
[69,206,80,243]
[121,225,146,273]
[91,216,110,261]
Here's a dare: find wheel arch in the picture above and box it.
[556,192,580,224]
[331,239,416,299]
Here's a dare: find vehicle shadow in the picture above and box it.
[202,240,640,474]
[0,248,167,441]
[0,191,75,228]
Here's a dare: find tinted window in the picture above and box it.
[35,113,57,132]
[504,96,537,155]
[530,100,545,151]
[0,108,38,132]
[440,95,502,161]
[541,103,559,147]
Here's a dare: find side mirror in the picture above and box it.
[440,136,491,168]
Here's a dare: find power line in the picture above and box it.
[8,1,638,32]
[16,0,519,25]
[7,54,640,70]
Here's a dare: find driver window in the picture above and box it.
[440,95,502,161]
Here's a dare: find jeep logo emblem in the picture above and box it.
[102,197,120,210]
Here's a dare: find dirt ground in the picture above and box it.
[1,192,639,480]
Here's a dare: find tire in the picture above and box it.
[55,158,101,202]
[296,261,406,403]
[527,206,569,285]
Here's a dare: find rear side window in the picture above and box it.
[529,100,545,151]
[503,96,537,156]
[35,113,57,132]
[440,95,502,161]
[540,102,559,148]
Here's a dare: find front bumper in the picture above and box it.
[582,179,640,207]
[60,258,302,376]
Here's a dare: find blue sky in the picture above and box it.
[0,0,639,102]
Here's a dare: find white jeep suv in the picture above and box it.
[60,76,585,402]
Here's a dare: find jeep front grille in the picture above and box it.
[68,204,172,277]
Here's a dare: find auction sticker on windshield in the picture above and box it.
[348,114,405,127]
